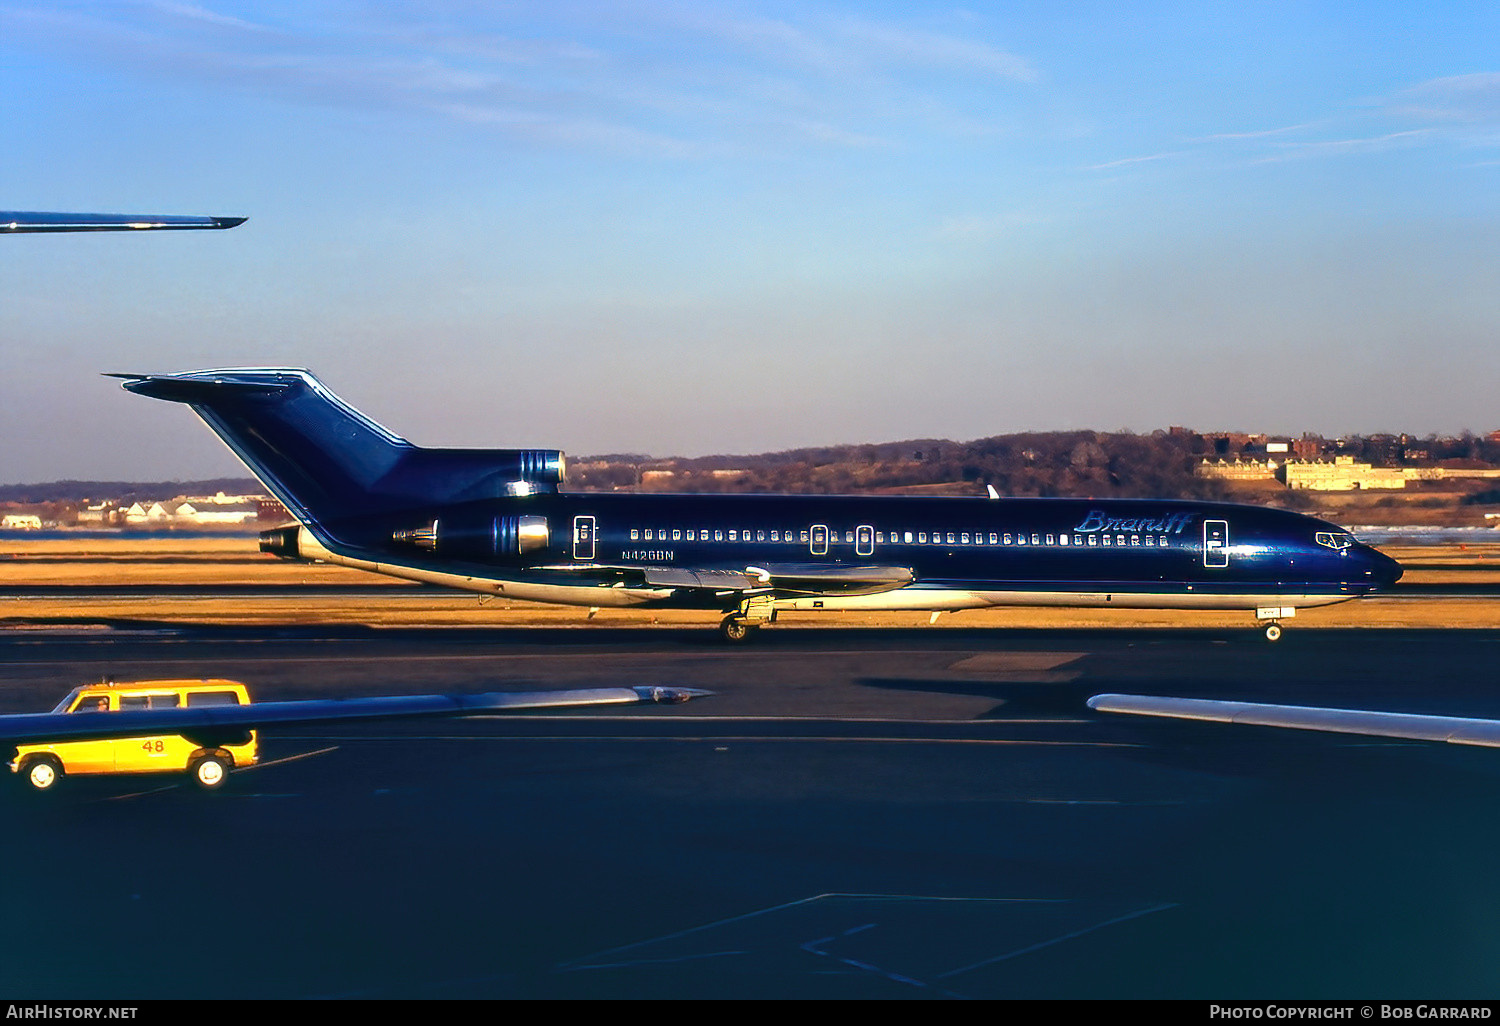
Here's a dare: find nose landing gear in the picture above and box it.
[1255,606,1295,642]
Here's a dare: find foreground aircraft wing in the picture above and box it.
[1088,693,1500,748]
[1,212,245,233]
[0,686,707,749]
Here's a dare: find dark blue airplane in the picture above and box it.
[116,368,1403,642]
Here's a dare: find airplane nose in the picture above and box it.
[1366,548,1403,589]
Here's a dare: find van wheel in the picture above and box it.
[189,755,229,791]
[24,755,62,791]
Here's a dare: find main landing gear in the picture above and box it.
[720,596,777,643]
[719,615,758,642]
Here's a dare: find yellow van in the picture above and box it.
[12,679,259,791]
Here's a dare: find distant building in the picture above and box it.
[171,500,259,526]
[1281,457,1406,491]
[1,514,41,530]
[1195,458,1276,482]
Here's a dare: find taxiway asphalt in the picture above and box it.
[3,624,1500,999]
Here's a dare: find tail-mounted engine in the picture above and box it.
[407,449,567,499]
[391,514,550,559]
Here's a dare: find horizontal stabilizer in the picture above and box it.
[1088,693,1500,747]
[2,212,245,233]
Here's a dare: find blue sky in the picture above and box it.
[3,2,1499,481]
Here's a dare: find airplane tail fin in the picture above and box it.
[113,369,564,539]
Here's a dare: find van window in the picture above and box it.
[120,694,180,711]
[186,691,241,707]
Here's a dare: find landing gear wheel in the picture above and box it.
[189,754,230,791]
[719,617,757,643]
[24,755,62,791]
[1264,623,1283,642]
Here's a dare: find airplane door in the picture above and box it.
[810,524,828,556]
[1203,520,1229,568]
[573,516,596,561]
[856,525,874,557]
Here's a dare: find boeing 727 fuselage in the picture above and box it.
[118,368,1403,641]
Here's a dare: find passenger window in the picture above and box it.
[672,530,681,541]
[729,530,738,542]
[961,533,970,544]
[989,533,998,545]
[186,691,241,707]
[644,529,653,541]
[1045,534,1055,545]
[73,695,111,713]
[714,530,724,541]
[946,532,955,544]
[630,529,639,541]
[918,532,928,544]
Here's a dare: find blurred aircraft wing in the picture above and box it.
[1088,693,1500,747]
[1,212,245,233]
[0,686,708,748]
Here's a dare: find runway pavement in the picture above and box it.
[4,623,1500,998]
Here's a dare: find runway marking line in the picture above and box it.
[935,901,1178,979]
[562,891,1124,991]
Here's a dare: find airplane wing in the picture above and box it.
[0,686,708,750]
[545,562,914,598]
[1087,693,1500,748]
[1,212,246,233]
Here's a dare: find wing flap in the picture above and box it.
[1088,693,1500,747]
[603,563,912,597]
[750,562,914,596]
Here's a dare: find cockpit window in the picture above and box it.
[1315,531,1353,551]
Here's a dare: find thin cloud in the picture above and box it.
[137,1,273,34]
[1253,128,1435,162]
[1200,122,1321,141]
[2,3,1037,155]
[832,17,1037,82]
[1085,151,1185,171]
